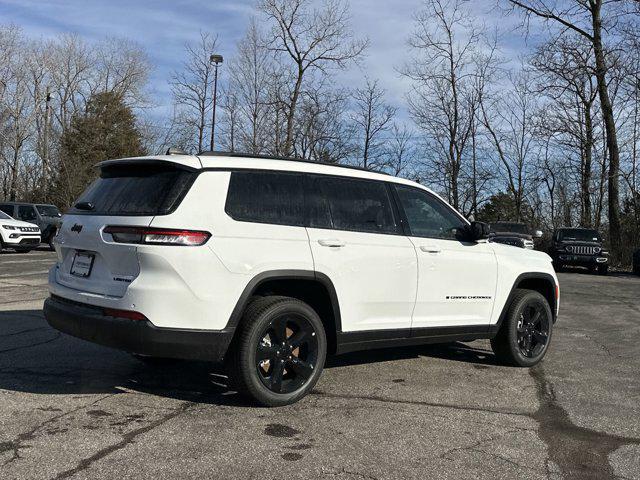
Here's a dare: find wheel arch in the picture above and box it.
[227,270,342,354]
[492,273,558,335]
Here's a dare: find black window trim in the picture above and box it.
[391,183,469,241]
[223,169,404,236]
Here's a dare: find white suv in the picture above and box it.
[44,152,559,406]
[0,210,41,252]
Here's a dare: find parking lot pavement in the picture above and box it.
[0,254,639,480]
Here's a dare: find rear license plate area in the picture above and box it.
[71,252,95,278]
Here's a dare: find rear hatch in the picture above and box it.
[55,160,198,298]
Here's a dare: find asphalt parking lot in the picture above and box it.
[0,249,639,480]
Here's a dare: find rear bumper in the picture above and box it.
[43,296,235,362]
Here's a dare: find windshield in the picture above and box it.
[490,222,529,234]
[36,205,61,217]
[559,229,600,242]
[0,211,11,220]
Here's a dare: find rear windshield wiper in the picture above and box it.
[74,201,95,211]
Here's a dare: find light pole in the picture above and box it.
[43,86,51,189]
[209,54,223,151]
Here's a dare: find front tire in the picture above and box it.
[227,296,327,407]
[491,289,553,367]
[597,264,608,275]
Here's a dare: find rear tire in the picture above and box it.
[227,295,327,407]
[491,289,553,367]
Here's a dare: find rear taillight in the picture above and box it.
[104,307,147,321]
[103,226,210,246]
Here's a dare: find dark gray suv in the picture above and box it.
[0,202,62,250]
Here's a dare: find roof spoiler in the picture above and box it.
[96,158,197,172]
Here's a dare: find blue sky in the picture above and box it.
[0,0,534,120]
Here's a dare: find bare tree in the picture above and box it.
[482,71,539,222]
[227,19,273,154]
[170,32,218,153]
[401,0,494,210]
[386,123,416,177]
[531,35,600,227]
[259,0,367,156]
[351,78,396,170]
[294,82,354,163]
[505,0,638,258]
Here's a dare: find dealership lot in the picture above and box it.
[0,250,639,480]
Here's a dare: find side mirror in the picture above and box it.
[534,230,543,239]
[459,221,490,242]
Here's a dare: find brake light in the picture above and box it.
[103,226,210,246]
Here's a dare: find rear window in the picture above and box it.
[320,177,398,234]
[225,171,330,227]
[490,222,528,234]
[71,163,197,216]
[36,205,61,217]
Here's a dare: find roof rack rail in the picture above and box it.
[197,150,389,176]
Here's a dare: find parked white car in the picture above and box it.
[44,152,559,406]
[0,210,41,252]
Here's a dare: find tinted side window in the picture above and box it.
[226,171,330,227]
[321,177,398,234]
[395,185,465,239]
[0,205,14,217]
[18,206,37,222]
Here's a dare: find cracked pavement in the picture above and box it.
[0,249,639,479]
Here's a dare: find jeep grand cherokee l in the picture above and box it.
[44,152,560,406]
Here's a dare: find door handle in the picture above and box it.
[318,239,346,248]
[420,245,441,253]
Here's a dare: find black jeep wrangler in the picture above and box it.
[549,227,608,275]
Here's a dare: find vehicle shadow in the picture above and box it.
[0,309,496,406]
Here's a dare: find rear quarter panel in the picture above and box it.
[148,171,314,329]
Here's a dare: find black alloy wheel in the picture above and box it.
[491,288,554,367]
[516,303,550,359]
[255,314,319,394]
[228,296,327,407]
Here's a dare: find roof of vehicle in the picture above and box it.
[0,201,57,207]
[99,152,436,193]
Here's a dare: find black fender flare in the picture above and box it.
[225,269,342,332]
[490,272,558,335]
